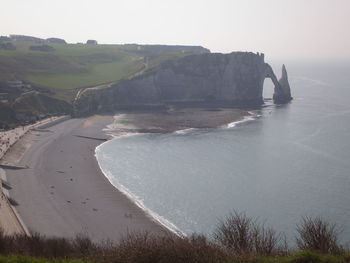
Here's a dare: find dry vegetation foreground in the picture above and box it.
[0,213,349,263]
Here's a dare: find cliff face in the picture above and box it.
[75,52,292,115]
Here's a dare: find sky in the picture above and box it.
[1,0,350,60]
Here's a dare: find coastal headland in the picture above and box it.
[0,42,292,241]
[1,108,247,242]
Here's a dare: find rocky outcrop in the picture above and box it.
[273,65,292,103]
[75,52,292,116]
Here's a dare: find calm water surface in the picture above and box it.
[96,61,350,244]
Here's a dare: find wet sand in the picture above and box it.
[107,108,248,134]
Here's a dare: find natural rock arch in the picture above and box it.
[263,64,292,104]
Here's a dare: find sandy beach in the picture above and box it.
[3,115,168,242]
[1,108,247,242]
[0,116,70,235]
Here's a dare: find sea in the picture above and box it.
[95,60,350,245]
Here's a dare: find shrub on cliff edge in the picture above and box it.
[296,216,343,254]
[213,211,282,255]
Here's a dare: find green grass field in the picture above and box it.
[0,42,188,101]
[0,251,349,263]
[0,255,89,263]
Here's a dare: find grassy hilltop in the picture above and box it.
[0,37,208,127]
[0,41,195,101]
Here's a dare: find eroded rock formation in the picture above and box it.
[273,64,292,103]
[75,52,292,115]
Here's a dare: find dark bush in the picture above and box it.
[73,234,96,257]
[0,42,16,50]
[213,211,253,254]
[296,216,342,254]
[252,223,282,255]
[111,232,226,263]
[213,211,282,255]
[29,45,55,52]
[0,214,347,263]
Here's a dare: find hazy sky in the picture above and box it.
[1,0,349,60]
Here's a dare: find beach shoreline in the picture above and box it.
[2,108,250,242]
[0,116,71,236]
[94,108,252,237]
[3,115,169,242]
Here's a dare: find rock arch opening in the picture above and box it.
[262,64,292,104]
[263,78,275,100]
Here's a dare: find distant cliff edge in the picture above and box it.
[74,52,292,116]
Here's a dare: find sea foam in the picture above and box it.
[226,111,259,129]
